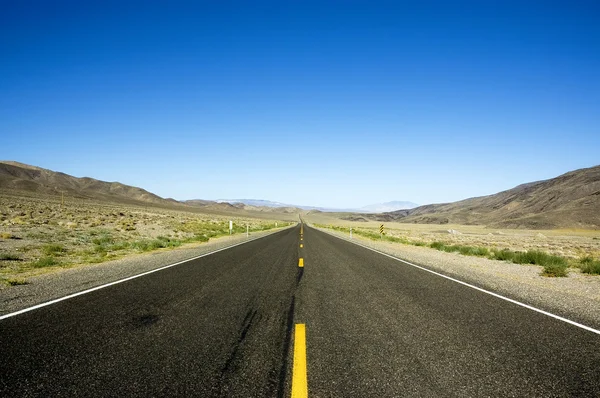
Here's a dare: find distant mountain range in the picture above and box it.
[213,199,419,213]
[2,160,598,228]
[355,165,600,229]
[359,201,420,213]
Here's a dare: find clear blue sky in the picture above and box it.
[1,1,599,208]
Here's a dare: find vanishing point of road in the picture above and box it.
[1,224,599,397]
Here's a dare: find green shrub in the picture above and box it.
[192,234,210,242]
[93,245,108,254]
[92,235,114,245]
[110,241,131,251]
[131,238,182,252]
[442,245,460,253]
[457,246,489,257]
[513,251,567,274]
[505,250,568,277]
[5,278,28,286]
[131,240,154,252]
[430,241,446,250]
[42,244,66,256]
[542,262,569,277]
[580,257,600,275]
[0,253,21,261]
[32,256,59,268]
[471,247,490,257]
[491,249,515,262]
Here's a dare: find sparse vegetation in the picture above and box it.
[315,224,599,278]
[42,244,66,256]
[491,248,515,262]
[32,256,59,268]
[579,256,600,275]
[3,278,28,286]
[0,192,293,284]
[131,237,182,252]
[0,253,22,261]
[540,261,569,277]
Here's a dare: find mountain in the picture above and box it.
[368,165,600,229]
[0,161,177,207]
[213,199,418,213]
[216,199,291,208]
[359,201,419,213]
[183,199,216,207]
[183,199,300,214]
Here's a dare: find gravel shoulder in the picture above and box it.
[314,226,600,331]
[0,227,292,315]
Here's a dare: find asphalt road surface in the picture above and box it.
[1,224,599,397]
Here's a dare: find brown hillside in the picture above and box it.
[375,165,600,229]
[0,161,175,207]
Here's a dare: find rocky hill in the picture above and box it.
[366,165,600,229]
[0,161,176,207]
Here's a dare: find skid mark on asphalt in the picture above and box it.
[296,268,304,285]
[277,295,297,398]
[129,313,160,329]
[220,308,258,377]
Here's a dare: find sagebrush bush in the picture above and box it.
[0,253,21,261]
[42,244,66,256]
[580,257,600,275]
[32,256,59,268]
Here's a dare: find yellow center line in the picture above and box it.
[298,258,304,267]
[291,324,308,398]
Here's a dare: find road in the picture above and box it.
[1,224,599,397]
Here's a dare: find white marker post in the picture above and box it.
[246,224,249,238]
[229,220,233,236]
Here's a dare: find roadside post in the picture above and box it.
[229,220,233,236]
[350,228,352,239]
[380,224,384,239]
[246,224,249,238]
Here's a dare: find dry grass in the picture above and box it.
[307,213,600,257]
[306,212,600,277]
[0,192,293,285]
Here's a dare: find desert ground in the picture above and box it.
[0,191,294,285]
[305,211,600,276]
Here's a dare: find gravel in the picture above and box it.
[0,227,291,315]
[315,227,600,331]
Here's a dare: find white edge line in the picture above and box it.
[314,226,600,336]
[0,226,294,321]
